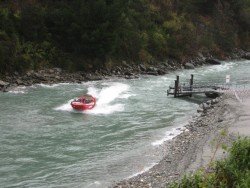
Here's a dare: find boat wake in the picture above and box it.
[37,83,71,88]
[55,82,132,115]
[8,86,27,94]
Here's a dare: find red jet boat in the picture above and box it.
[71,94,96,111]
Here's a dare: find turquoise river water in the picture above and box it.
[0,60,250,187]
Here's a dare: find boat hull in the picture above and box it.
[71,95,96,111]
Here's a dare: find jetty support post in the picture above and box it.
[189,74,194,97]
[174,75,179,98]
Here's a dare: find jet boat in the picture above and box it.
[71,94,96,111]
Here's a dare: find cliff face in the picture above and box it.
[0,0,249,74]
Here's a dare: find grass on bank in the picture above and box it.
[169,137,250,188]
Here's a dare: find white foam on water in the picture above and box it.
[205,61,234,73]
[8,86,27,94]
[54,99,74,112]
[8,90,26,94]
[128,163,157,178]
[15,157,38,163]
[95,83,129,105]
[87,83,130,115]
[37,83,71,88]
[151,126,187,146]
[74,88,85,91]
[118,93,136,99]
[86,103,124,115]
[87,86,99,97]
[86,181,101,188]
[37,83,60,88]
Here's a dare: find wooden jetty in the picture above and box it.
[167,75,228,98]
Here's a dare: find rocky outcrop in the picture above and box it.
[85,74,102,81]
[184,63,195,69]
[205,91,220,98]
[197,97,220,113]
[0,80,10,92]
[242,52,250,60]
[0,80,9,87]
[205,58,221,65]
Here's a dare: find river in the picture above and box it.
[0,60,249,187]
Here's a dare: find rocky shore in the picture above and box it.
[0,49,249,92]
[113,94,244,188]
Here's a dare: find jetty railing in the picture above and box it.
[167,75,231,98]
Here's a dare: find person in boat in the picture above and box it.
[85,99,92,104]
[74,98,81,102]
[71,94,96,110]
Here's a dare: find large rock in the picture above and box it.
[125,75,139,79]
[242,52,250,60]
[2,86,13,92]
[124,71,134,76]
[205,58,221,65]
[122,60,131,68]
[0,80,9,87]
[211,98,219,104]
[16,79,23,85]
[184,63,195,69]
[34,73,44,80]
[26,70,34,77]
[146,67,158,75]
[195,59,205,66]
[147,66,158,72]
[202,103,210,110]
[197,52,206,60]
[0,80,10,92]
[197,107,204,113]
[85,74,102,81]
[205,91,220,98]
[157,69,167,75]
[48,69,55,74]
[146,71,158,76]
[139,64,147,71]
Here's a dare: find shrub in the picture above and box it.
[169,137,250,188]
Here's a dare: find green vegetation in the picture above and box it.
[169,137,250,188]
[0,0,249,74]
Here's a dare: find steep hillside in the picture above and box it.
[0,0,249,74]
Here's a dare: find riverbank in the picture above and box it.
[0,50,249,92]
[113,93,250,187]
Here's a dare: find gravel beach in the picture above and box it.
[113,93,250,188]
